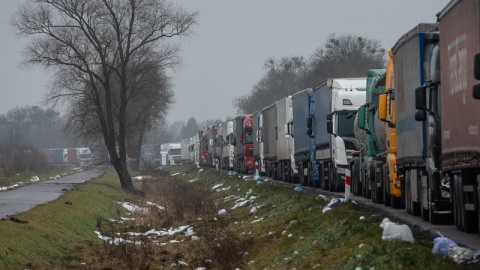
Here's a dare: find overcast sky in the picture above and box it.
[0,0,450,123]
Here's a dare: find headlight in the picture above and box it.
[441,175,450,189]
[441,191,450,199]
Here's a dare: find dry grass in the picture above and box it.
[85,169,255,269]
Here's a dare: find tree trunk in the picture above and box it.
[111,155,135,192]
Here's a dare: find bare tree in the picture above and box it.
[233,56,309,114]
[307,34,386,86]
[233,34,386,114]
[12,0,197,192]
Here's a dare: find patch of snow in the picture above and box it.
[146,201,165,210]
[211,183,224,190]
[251,217,264,223]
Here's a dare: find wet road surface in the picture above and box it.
[0,168,104,219]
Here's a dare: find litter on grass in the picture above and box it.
[322,198,345,213]
[432,236,457,256]
[379,217,415,243]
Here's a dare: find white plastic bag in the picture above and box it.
[379,218,415,243]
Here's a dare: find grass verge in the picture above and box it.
[0,165,473,269]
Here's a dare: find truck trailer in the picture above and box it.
[416,0,480,232]
[233,115,254,173]
[253,109,266,175]
[262,102,278,179]
[221,120,234,171]
[275,95,297,183]
[392,23,440,218]
[315,78,366,192]
[292,88,312,186]
[355,69,387,203]
[377,50,403,208]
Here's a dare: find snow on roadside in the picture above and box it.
[94,225,195,246]
[0,175,42,191]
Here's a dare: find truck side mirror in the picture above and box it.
[326,113,333,134]
[240,133,245,144]
[473,84,480,99]
[306,116,313,129]
[474,53,480,80]
[415,110,426,122]
[358,106,366,130]
[307,128,313,137]
[415,87,426,110]
[378,93,387,121]
[232,137,236,146]
[285,121,293,138]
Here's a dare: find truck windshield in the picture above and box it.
[169,149,181,155]
[337,111,356,138]
[245,132,253,144]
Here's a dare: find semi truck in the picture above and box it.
[392,23,440,218]
[198,130,209,167]
[262,102,278,179]
[275,95,297,182]
[180,138,191,164]
[314,78,366,192]
[233,115,254,173]
[377,50,403,208]
[161,143,182,166]
[355,69,387,203]
[221,120,234,171]
[292,88,312,186]
[40,147,92,167]
[415,0,480,232]
[253,109,266,175]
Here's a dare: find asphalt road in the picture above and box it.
[0,168,104,219]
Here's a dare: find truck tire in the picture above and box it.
[456,174,479,233]
[352,157,361,196]
[371,165,378,203]
[391,195,402,209]
[376,163,384,204]
[286,161,291,183]
[299,163,306,186]
[383,164,391,207]
[328,163,336,192]
[405,170,412,214]
[453,175,464,231]
[421,195,429,221]
[363,164,371,199]
[428,186,440,224]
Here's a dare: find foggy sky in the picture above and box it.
[0,0,450,123]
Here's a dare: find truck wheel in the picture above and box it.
[421,194,429,222]
[383,164,391,207]
[458,174,479,233]
[477,175,480,233]
[323,163,330,191]
[299,163,305,186]
[328,163,335,192]
[352,157,360,196]
[308,162,314,188]
[453,175,464,231]
[405,170,412,214]
[371,165,378,203]
[428,186,440,224]
[286,161,291,183]
[279,163,283,182]
[391,196,402,209]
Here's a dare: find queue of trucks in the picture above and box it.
[39,147,93,167]
[139,143,182,168]
[178,0,480,234]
